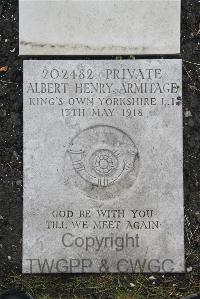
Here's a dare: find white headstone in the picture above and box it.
[19,0,181,55]
[23,59,184,273]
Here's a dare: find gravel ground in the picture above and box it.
[0,0,199,298]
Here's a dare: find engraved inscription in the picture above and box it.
[67,125,140,199]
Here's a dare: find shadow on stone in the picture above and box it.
[181,294,200,299]
[0,290,33,299]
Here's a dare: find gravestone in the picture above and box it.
[23,59,184,273]
[19,0,181,55]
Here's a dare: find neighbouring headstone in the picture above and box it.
[0,291,33,299]
[23,59,184,273]
[19,0,181,55]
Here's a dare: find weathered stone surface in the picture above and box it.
[19,0,181,55]
[23,60,184,273]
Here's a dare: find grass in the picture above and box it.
[1,271,200,299]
